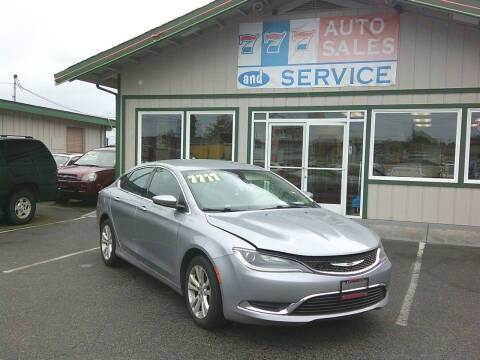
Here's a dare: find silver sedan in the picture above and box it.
[97,160,391,328]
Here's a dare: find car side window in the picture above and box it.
[4,140,36,165]
[147,168,182,200]
[120,167,153,197]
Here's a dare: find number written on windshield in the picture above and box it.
[187,173,221,184]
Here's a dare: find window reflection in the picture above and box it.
[469,112,480,180]
[141,114,182,163]
[253,122,266,167]
[189,113,233,160]
[346,123,364,216]
[373,112,458,179]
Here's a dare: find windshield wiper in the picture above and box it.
[263,204,311,210]
[77,164,99,167]
[202,207,239,212]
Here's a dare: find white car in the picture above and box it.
[52,153,82,168]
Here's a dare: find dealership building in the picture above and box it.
[55,0,480,226]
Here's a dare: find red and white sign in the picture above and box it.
[318,14,399,62]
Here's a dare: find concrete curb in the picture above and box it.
[354,219,480,248]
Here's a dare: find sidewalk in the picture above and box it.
[355,219,480,247]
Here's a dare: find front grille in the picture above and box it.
[292,286,386,316]
[290,249,378,273]
[58,174,78,181]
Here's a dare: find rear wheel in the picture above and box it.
[184,256,225,329]
[100,219,119,266]
[7,190,36,225]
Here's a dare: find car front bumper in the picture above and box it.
[214,254,391,325]
[57,180,100,199]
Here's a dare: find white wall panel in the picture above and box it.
[122,9,480,97]
[368,184,480,226]
[0,110,104,154]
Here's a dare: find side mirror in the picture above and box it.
[305,191,313,199]
[152,195,188,212]
[152,195,177,208]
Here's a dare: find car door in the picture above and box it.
[134,167,186,281]
[0,142,8,207]
[109,167,154,255]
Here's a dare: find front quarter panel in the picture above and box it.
[175,212,254,286]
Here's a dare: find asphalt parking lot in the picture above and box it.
[1,204,479,359]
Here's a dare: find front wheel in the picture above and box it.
[100,219,119,266]
[184,256,225,329]
[7,190,36,225]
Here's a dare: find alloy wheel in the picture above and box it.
[14,197,32,220]
[188,265,211,319]
[101,224,113,260]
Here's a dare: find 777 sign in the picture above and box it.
[264,31,287,54]
[239,34,259,54]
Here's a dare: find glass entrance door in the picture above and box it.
[268,124,304,189]
[306,124,346,213]
[267,123,346,214]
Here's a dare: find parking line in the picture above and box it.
[396,241,426,327]
[2,247,99,274]
[0,214,93,235]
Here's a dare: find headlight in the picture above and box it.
[82,173,97,182]
[233,248,311,273]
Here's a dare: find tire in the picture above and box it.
[7,190,36,225]
[100,218,119,266]
[184,255,225,329]
[56,194,69,204]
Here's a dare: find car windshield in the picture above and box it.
[182,169,314,212]
[53,155,69,167]
[75,150,115,167]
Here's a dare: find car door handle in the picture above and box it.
[138,205,147,211]
[114,196,121,201]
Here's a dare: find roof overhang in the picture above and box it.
[54,0,480,89]
[0,99,114,127]
[54,0,251,87]
[399,0,480,18]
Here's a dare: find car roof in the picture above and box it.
[141,159,262,171]
[89,147,115,151]
[53,153,82,156]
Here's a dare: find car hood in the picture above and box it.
[206,208,379,256]
[58,165,112,178]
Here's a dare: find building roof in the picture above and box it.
[54,0,480,88]
[0,99,114,127]
[54,0,250,87]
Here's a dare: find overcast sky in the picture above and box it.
[0,0,211,120]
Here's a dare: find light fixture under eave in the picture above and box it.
[411,112,431,116]
[413,118,432,123]
[415,124,432,128]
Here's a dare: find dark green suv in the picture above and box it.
[0,136,57,224]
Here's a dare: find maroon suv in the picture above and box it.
[57,147,116,203]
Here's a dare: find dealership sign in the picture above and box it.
[237,14,399,89]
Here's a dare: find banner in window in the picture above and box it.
[237,14,399,89]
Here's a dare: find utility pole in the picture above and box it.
[12,74,18,102]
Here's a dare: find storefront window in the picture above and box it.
[253,122,266,167]
[371,111,460,181]
[346,123,364,216]
[139,113,182,163]
[467,111,480,182]
[188,112,234,160]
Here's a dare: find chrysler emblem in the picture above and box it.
[331,259,364,267]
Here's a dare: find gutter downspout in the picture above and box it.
[96,82,120,177]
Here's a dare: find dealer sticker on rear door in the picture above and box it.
[341,278,369,292]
